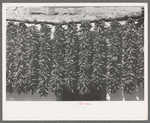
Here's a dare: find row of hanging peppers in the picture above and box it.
[6,16,144,97]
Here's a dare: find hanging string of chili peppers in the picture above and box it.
[38,24,52,96]
[121,18,138,97]
[107,19,122,95]
[6,21,18,93]
[63,23,79,93]
[78,22,92,95]
[50,25,66,97]
[91,20,107,97]
[12,22,28,94]
[24,24,40,95]
[136,13,144,100]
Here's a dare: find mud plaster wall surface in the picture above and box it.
[6,6,142,23]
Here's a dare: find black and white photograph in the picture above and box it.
[2,3,148,120]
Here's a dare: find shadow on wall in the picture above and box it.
[6,92,57,101]
[108,85,144,101]
[6,85,144,101]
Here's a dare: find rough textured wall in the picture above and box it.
[6,6,142,24]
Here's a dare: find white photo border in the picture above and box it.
[2,3,148,120]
